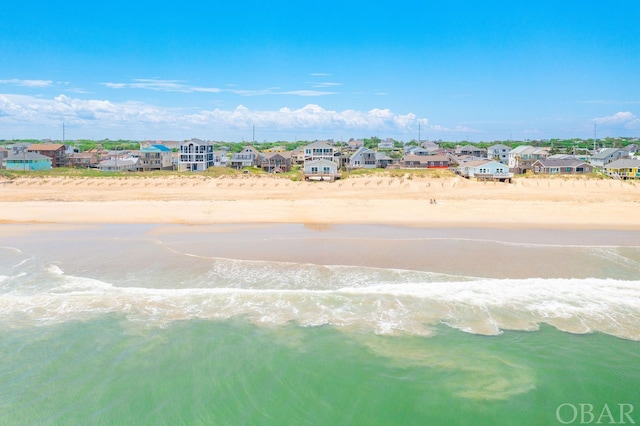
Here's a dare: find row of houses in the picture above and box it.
[2,140,640,180]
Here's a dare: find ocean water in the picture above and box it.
[1,224,639,425]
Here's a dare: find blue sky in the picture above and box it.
[1,0,639,142]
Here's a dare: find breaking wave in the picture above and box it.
[1,261,639,340]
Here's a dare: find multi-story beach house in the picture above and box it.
[27,143,66,167]
[508,145,550,174]
[178,139,214,172]
[304,141,336,162]
[455,144,486,158]
[230,146,262,169]
[303,141,341,180]
[261,152,292,173]
[137,144,174,171]
[487,144,511,164]
[589,148,625,168]
[349,147,377,169]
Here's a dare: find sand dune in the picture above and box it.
[0,175,638,229]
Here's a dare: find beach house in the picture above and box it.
[138,144,174,171]
[27,143,66,167]
[399,154,449,169]
[531,158,593,175]
[230,146,263,169]
[261,152,292,173]
[589,148,625,168]
[5,150,52,171]
[456,159,513,181]
[178,139,215,172]
[487,144,511,164]
[508,146,550,174]
[302,141,341,180]
[603,159,640,179]
[349,147,377,169]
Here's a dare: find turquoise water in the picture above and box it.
[1,224,639,425]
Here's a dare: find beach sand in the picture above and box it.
[0,175,638,229]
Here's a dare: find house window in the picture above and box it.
[311,167,318,173]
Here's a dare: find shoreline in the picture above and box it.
[1,175,639,230]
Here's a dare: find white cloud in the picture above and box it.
[0,95,428,140]
[593,111,640,129]
[429,124,480,133]
[228,88,338,97]
[102,79,221,93]
[0,79,53,87]
[103,79,338,96]
[311,82,342,88]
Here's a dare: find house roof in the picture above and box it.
[604,159,640,169]
[459,159,502,168]
[401,154,428,163]
[7,151,51,161]
[532,158,589,168]
[487,144,510,150]
[140,144,172,152]
[305,141,333,149]
[27,143,64,151]
[591,148,622,159]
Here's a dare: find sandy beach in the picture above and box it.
[1,174,639,229]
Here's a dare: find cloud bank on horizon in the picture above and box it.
[1,1,639,142]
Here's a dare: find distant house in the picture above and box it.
[404,146,431,156]
[589,148,625,168]
[67,152,100,168]
[456,159,513,181]
[375,152,394,169]
[348,139,364,150]
[98,156,138,172]
[349,147,377,169]
[213,151,229,167]
[303,158,341,181]
[230,146,262,169]
[487,144,511,164]
[531,158,594,175]
[377,139,395,150]
[138,144,174,171]
[400,154,449,169]
[622,144,638,158]
[5,150,52,171]
[178,139,214,172]
[508,146,550,173]
[27,143,66,167]
[455,145,486,157]
[261,152,292,173]
[603,159,640,179]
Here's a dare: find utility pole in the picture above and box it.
[593,124,597,151]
